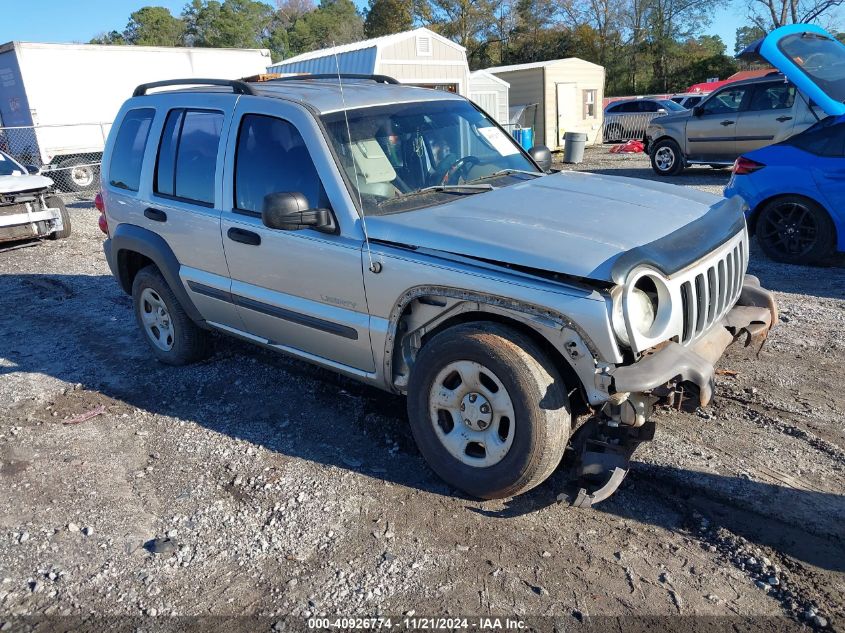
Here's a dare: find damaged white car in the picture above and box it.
[0,150,70,244]
[101,76,778,506]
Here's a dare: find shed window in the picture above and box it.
[583,90,597,119]
[416,36,432,56]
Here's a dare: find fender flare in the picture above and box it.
[109,223,203,323]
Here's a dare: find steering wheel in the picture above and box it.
[441,156,480,185]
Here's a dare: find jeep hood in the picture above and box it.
[365,171,746,284]
[0,174,53,195]
[738,24,845,117]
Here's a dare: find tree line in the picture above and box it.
[90,0,844,96]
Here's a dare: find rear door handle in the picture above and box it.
[144,207,167,222]
[227,227,261,246]
[776,115,793,122]
[720,120,735,126]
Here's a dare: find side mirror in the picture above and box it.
[657,108,667,115]
[693,106,704,117]
[25,164,40,175]
[528,144,552,172]
[261,192,331,231]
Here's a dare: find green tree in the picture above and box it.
[287,0,364,54]
[364,0,414,37]
[734,24,766,55]
[183,0,275,48]
[89,30,127,45]
[124,6,186,46]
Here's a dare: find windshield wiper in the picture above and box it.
[413,183,495,195]
[487,168,544,178]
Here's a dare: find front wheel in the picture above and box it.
[650,139,684,176]
[407,324,571,499]
[45,196,71,240]
[756,196,836,265]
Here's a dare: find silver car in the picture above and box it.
[0,150,70,243]
[100,76,777,505]
[645,75,820,175]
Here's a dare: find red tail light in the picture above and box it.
[732,157,765,175]
[95,192,109,235]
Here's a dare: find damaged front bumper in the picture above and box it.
[610,274,777,410]
[565,275,776,507]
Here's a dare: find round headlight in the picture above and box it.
[611,284,657,347]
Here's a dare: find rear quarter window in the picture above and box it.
[109,108,155,192]
[783,118,845,156]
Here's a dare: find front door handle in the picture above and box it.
[144,207,167,222]
[776,115,793,122]
[227,227,261,246]
[720,120,735,126]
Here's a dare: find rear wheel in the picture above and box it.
[55,157,99,193]
[756,196,836,265]
[650,139,684,176]
[45,196,71,240]
[407,324,571,499]
[131,265,211,365]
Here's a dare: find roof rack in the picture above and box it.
[266,73,400,85]
[133,78,256,97]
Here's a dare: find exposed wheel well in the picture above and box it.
[416,311,591,417]
[116,250,155,295]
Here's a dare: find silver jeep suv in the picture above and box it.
[645,75,820,175]
[100,76,777,505]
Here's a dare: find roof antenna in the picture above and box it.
[333,47,381,274]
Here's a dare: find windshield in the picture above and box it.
[321,100,539,215]
[0,151,25,176]
[659,99,686,112]
[779,32,845,103]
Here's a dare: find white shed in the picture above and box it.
[468,70,510,125]
[486,58,605,149]
[268,28,471,96]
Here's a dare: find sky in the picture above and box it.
[0,0,749,54]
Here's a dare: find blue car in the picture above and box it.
[725,116,845,264]
[726,24,845,264]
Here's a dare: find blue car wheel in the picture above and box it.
[756,195,836,265]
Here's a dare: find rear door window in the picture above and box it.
[748,83,796,111]
[155,109,224,206]
[109,108,155,192]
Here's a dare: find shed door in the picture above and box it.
[556,83,578,146]
[471,92,499,119]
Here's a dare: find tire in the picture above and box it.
[407,323,571,499]
[46,196,71,240]
[131,265,211,365]
[650,139,684,176]
[55,157,99,193]
[756,196,836,265]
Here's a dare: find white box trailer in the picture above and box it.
[0,42,271,191]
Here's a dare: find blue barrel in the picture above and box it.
[519,128,534,150]
[510,127,534,150]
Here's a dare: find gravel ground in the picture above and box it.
[1,147,843,631]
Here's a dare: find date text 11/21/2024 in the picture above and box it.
[307,617,528,630]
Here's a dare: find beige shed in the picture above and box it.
[267,28,470,96]
[486,58,605,149]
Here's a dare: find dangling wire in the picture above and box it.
[333,48,379,273]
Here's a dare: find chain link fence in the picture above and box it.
[602,113,664,144]
[0,122,111,199]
